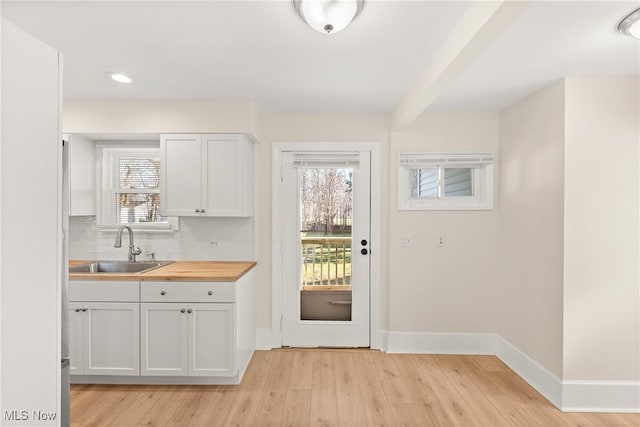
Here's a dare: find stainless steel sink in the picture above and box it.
[69,261,173,274]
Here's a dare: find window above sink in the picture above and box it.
[96,142,178,232]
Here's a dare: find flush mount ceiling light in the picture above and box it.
[293,0,364,35]
[106,71,132,84]
[618,7,640,39]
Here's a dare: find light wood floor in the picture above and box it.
[71,349,639,427]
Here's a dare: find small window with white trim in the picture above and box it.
[97,143,178,230]
[398,152,494,210]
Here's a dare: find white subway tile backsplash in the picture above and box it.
[69,216,254,261]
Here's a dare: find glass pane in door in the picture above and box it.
[299,168,353,321]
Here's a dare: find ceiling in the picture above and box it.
[2,1,639,114]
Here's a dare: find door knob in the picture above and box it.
[361,239,368,246]
[361,248,368,255]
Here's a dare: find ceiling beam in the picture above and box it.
[391,0,531,129]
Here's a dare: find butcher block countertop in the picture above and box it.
[69,261,257,282]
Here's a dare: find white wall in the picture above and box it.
[389,112,500,334]
[563,77,640,381]
[1,19,61,426]
[69,216,254,261]
[498,80,565,378]
[64,100,259,135]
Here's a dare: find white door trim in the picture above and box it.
[272,142,382,350]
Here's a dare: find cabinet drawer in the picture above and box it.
[69,281,139,302]
[141,282,235,303]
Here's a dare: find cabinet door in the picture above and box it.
[203,134,248,216]
[161,134,203,216]
[141,303,188,376]
[68,303,84,375]
[188,303,236,377]
[84,303,140,376]
[68,134,96,216]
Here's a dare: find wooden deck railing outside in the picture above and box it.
[301,237,351,287]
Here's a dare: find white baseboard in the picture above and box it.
[383,331,638,413]
[373,330,388,351]
[386,331,497,355]
[562,380,640,413]
[255,328,272,350]
[494,335,563,409]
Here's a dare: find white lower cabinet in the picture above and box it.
[69,269,256,384]
[69,302,140,376]
[68,304,85,375]
[141,302,236,377]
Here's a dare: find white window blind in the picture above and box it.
[292,152,360,168]
[399,152,494,168]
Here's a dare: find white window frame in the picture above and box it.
[398,152,495,210]
[96,142,178,231]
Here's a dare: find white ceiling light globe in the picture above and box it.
[618,7,640,40]
[295,0,364,35]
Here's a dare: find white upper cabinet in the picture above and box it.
[66,133,96,216]
[160,134,254,217]
[160,134,202,217]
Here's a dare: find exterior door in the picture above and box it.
[280,150,371,347]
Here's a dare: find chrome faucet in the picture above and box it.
[114,225,142,262]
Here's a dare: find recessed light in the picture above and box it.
[106,72,132,84]
[618,7,640,40]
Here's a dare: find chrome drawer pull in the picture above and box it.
[160,291,166,296]
[208,291,213,295]
[330,300,352,305]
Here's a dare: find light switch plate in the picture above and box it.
[400,235,413,247]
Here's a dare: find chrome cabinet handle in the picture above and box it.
[180,308,186,313]
[208,291,213,296]
[330,300,352,305]
[160,291,166,296]
[187,309,193,314]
